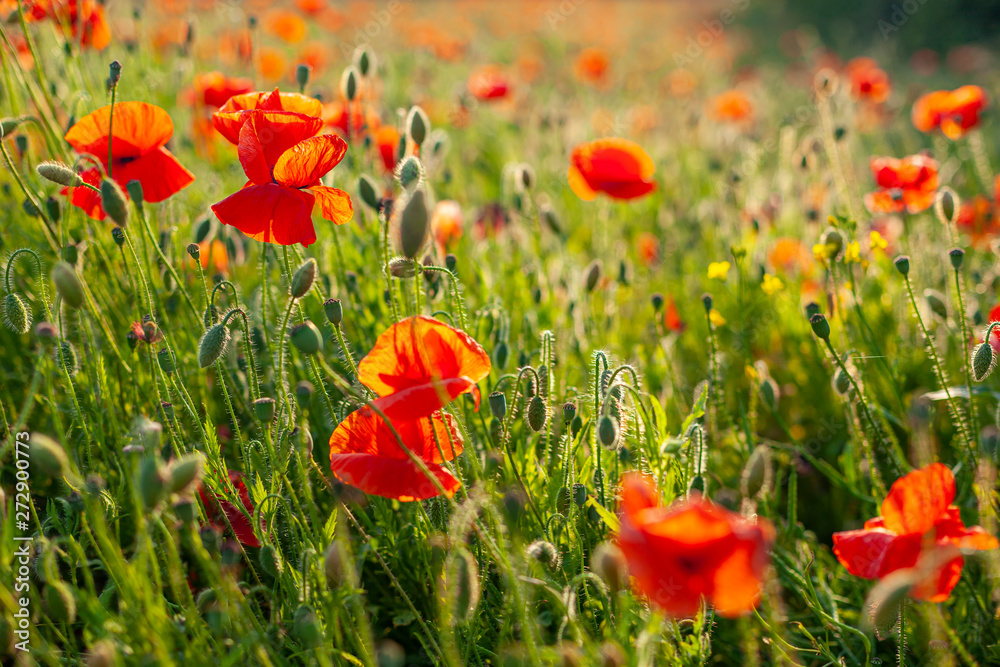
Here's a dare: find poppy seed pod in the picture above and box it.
[972,342,995,382]
[36,161,83,187]
[488,391,507,420]
[406,105,430,147]
[358,174,380,210]
[290,321,323,354]
[584,260,602,292]
[290,257,317,298]
[562,402,577,424]
[804,301,820,318]
[651,293,664,311]
[893,255,910,276]
[324,298,343,325]
[51,261,84,309]
[526,395,547,432]
[186,242,200,260]
[100,179,129,227]
[949,247,965,270]
[198,322,231,368]
[126,179,144,208]
[809,313,830,340]
[3,293,31,335]
[399,189,429,259]
[296,64,311,91]
[166,453,204,495]
[109,60,122,85]
[253,397,275,422]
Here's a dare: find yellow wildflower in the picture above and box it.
[812,243,829,264]
[761,273,783,295]
[707,261,730,280]
[870,230,888,252]
[844,240,861,264]
[709,309,726,326]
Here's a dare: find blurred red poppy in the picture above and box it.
[18,0,110,50]
[863,155,939,214]
[374,125,401,173]
[568,138,656,202]
[468,65,510,101]
[846,57,890,104]
[912,85,989,140]
[198,471,261,547]
[211,110,353,246]
[63,101,194,220]
[833,463,997,602]
[211,88,323,145]
[190,72,255,109]
[616,473,774,617]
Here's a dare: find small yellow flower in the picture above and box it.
[869,230,888,252]
[707,261,731,280]
[844,240,861,264]
[761,273,783,295]
[745,364,758,380]
[812,243,829,264]
[709,309,726,327]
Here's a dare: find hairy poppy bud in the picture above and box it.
[340,66,359,101]
[296,64,311,91]
[186,242,200,260]
[760,377,779,409]
[14,135,27,156]
[157,347,175,374]
[973,342,996,382]
[741,444,772,498]
[804,301,820,318]
[598,414,619,449]
[399,189,429,258]
[526,540,559,568]
[526,395,546,432]
[137,456,168,509]
[30,433,69,482]
[126,179,143,208]
[3,293,30,334]
[514,163,535,191]
[584,260,602,292]
[203,304,219,328]
[290,257,316,298]
[290,321,323,354]
[936,188,958,224]
[445,253,458,273]
[259,543,283,578]
[52,261,83,309]
[293,605,323,646]
[324,298,343,325]
[324,541,344,587]
[591,542,627,592]
[924,289,947,319]
[833,366,853,396]
[358,174,379,210]
[445,548,479,625]
[809,313,830,340]
[45,582,77,624]
[493,341,509,369]
[406,105,430,147]
[949,247,964,270]
[55,340,78,375]
[46,197,61,224]
[112,226,125,247]
[488,391,507,420]
[395,155,423,191]
[295,381,314,407]
[100,179,129,227]
[166,453,204,494]
[893,255,910,276]
[389,256,416,278]
[354,46,375,76]
[198,323,231,367]
[36,161,83,187]
[253,397,275,422]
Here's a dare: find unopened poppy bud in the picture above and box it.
[809,313,830,340]
[157,347,175,374]
[702,293,713,312]
[14,135,27,155]
[354,46,375,76]
[526,395,546,432]
[973,342,996,382]
[591,542,627,593]
[296,64,311,91]
[493,341,509,369]
[293,605,323,646]
[760,377,779,409]
[46,196,61,223]
[137,456,168,509]
[866,570,915,640]
[741,444,772,498]
[36,161,83,187]
[290,257,317,298]
[52,261,84,309]
[186,242,200,260]
[358,174,379,210]
[804,301,820,318]
[61,243,77,265]
[445,549,480,625]
[35,321,57,341]
[598,414,619,449]
[526,540,559,568]
[949,247,964,270]
[295,381,314,407]
[924,289,947,319]
[323,541,344,587]
[893,255,910,276]
[112,226,125,247]
[651,293,664,311]
[389,256,416,278]
[55,340,78,375]
[832,365,853,396]
[45,582,76,624]
[445,253,457,273]
[126,179,143,208]
[198,322,231,367]
[395,155,424,191]
[22,198,40,218]
[399,189,429,258]
[253,397,275,422]
[3,293,30,334]
[936,188,958,224]
[259,544,283,578]
[166,453,204,494]
[514,163,535,191]
[203,304,219,327]
[324,298,343,325]
[340,66,359,101]
[820,227,843,257]
[100,179,129,226]
[406,105,430,147]
[0,116,28,137]
[584,260,602,292]
[29,433,69,482]
[86,639,119,667]
[488,391,507,420]
[109,60,122,85]
[290,321,323,354]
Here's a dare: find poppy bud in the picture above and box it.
[166,453,204,494]
[15,134,27,156]
[86,639,119,667]
[137,456,168,509]
[29,433,69,482]
[651,293,664,311]
[395,155,424,191]
[290,321,323,354]
[399,189,429,259]
[324,541,344,587]
[924,289,947,319]
[3,293,30,334]
[157,347,175,374]
[340,66,359,101]
[358,174,379,210]
[45,581,77,624]
[591,542,627,593]
[406,105,430,147]
[494,341,509,369]
[293,605,323,646]
[445,548,480,625]
[833,366,853,396]
[445,253,457,273]
[865,570,915,640]
[525,540,559,568]
[112,226,125,247]
[936,188,958,224]
[389,256,416,278]
[514,163,535,191]
[109,60,122,85]
[526,395,546,432]
[804,301,820,318]
[186,242,200,260]
[321,298,342,327]
[36,161,83,187]
[253,397,275,422]
[203,304,219,327]
[948,247,964,270]
[354,46,376,76]
[61,243,77,266]
[808,313,830,340]
[0,115,28,137]
[126,179,143,208]
[54,340,78,375]
[741,444,773,498]
[198,323,231,367]
[100,179,129,227]
[820,227,843,257]
[893,255,910,276]
[702,293,713,312]
[571,414,583,438]
[488,391,507,420]
[296,64,311,92]
[598,414,619,449]
[973,342,996,382]
[584,260,602,292]
[760,377,779,409]
[34,321,57,341]
[52,261,83,309]
[290,257,317,298]
[295,381,314,407]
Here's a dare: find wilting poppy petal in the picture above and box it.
[358,316,491,400]
[65,101,174,158]
[198,471,261,547]
[880,463,955,536]
[212,182,317,246]
[273,134,348,187]
[114,146,195,203]
[309,185,354,225]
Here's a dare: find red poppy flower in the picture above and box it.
[324,99,379,142]
[616,473,774,618]
[912,85,989,140]
[863,155,939,214]
[956,195,999,249]
[846,57,890,104]
[832,463,998,602]
[63,101,194,221]
[19,0,110,50]
[374,125,401,173]
[663,295,685,334]
[190,72,255,109]
[575,47,610,85]
[708,90,754,124]
[211,110,353,246]
[568,138,656,202]
[468,65,510,101]
[198,471,262,547]
[211,88,323,145]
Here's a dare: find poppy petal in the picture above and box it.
[213,89,324,144]
[63,168,106,221]
[310,185,354,225]
[567,164,598,201]
[114,146,195,203]
[831,527,898,579]
[880,463,955,536]
[273,134,348,188]
[198,471,262,547]
[212,182,317,246]
[372,378,477,422]
[65,101,175,158]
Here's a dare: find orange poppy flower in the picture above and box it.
[575,47,610,85]
[374,125,401,173]
[845,57,890,104]
[258,48,288,82]
[19,0,110,50]
[912,85,989,139]
[708,89,754,123]
[663,295,685,333]
[294,0,326,14]
[431,200,464,249]
[568,138,656,202]
[190,72,255,109]
[187,239,230,275]
[832,463,998,602]
[63,102,194,221]
[636,232,659,266]
[616,473,774,617]
[212,111,352,246]
[468,65,510,101]
[211,88,323,145]
[864,155,939,214]
[956,195,999,248]
[265,9,307,44]
[198,470,261,547]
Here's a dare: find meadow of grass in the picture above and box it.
[2,1,1000,665]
